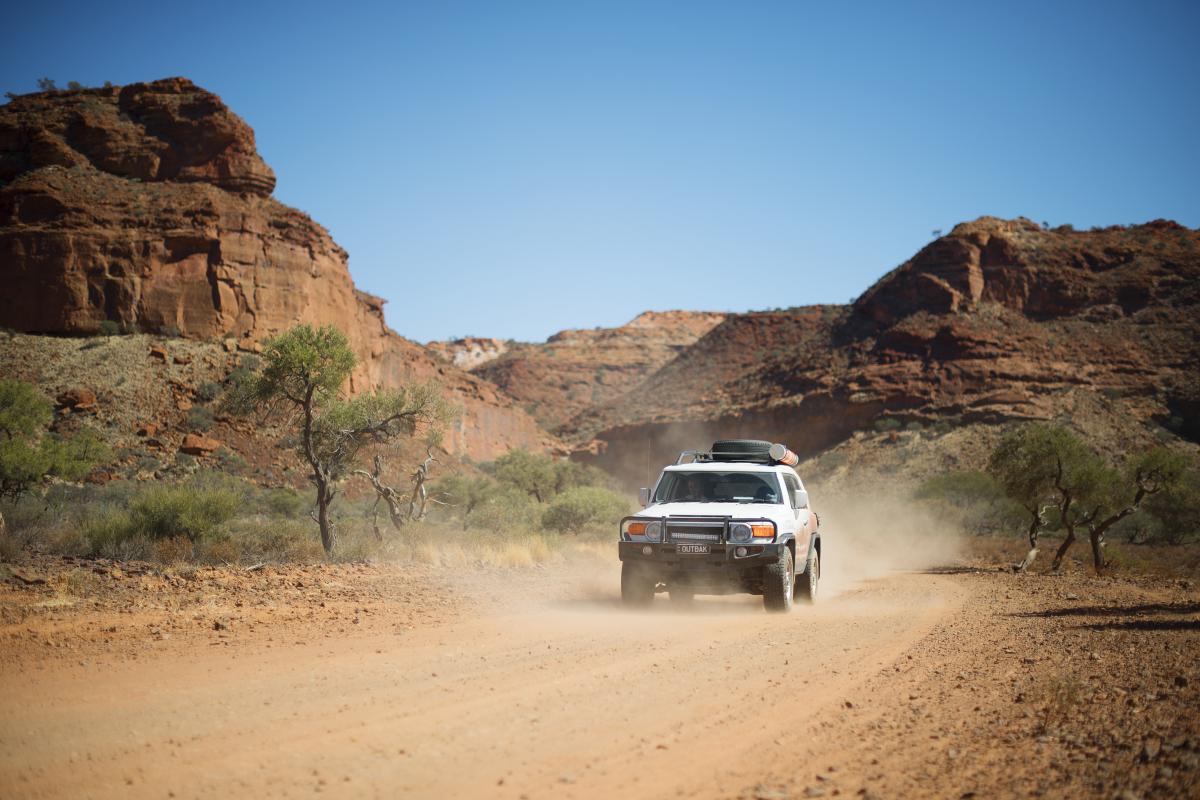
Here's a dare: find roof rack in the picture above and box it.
[675,442,800,467]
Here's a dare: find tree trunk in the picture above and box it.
[1089,529,1106,574]
[1051,528,1075,572]
[316,484,335,556]
[1015,505,1046,573]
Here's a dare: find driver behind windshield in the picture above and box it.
[676,475,707,502]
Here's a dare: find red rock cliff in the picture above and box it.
[0,78,555,459]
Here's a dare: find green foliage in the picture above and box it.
[223,324,456,556]
[37,77,56,91]
[493,449,556,502]
[97,320,120,337]
[195,382,222,402]
[433,473,496,517]
[308,384,454,482]
[0,381,108,501]
[263,486,309,518]
[552,459,610,494]
[161,324,182,338]
[467,485,538,531]
[83,474,245,555]
[225,324,356,415]
[1131,453,1199,544]
[541,486,630,534]
[185,406,215,431]
[987,424,1082,512]
[873,417,902,433]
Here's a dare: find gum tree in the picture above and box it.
[227,324,453,556]
[989,423,1192,574]
[987,424,1072,572]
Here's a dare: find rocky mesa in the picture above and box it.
[0,78,553,458]
[566,218,1200,480]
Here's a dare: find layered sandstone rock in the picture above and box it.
[433,311,726,431]
[0,78,554,459]
[568,219,1200,478]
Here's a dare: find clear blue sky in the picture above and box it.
[5,1,1198,343]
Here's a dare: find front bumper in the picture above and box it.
[618,540,785,571]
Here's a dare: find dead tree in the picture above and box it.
[408,450,436,521]
[354,449,439,538]
[1014,503,1053,573]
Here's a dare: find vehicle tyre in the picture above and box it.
[621,562,656,607]
[796,548,819,604]
[762,546,794,613]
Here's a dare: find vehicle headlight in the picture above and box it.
[644,521,662,542]
[729,523,752,543]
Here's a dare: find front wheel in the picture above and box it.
[621,562,656,607]
[762,546,794,613]
[796,549,819,604]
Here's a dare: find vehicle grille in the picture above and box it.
[667,525,724,542]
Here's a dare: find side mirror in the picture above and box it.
[638,488,651,507]
[793,489,809,509]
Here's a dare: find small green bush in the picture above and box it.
[161,325,182,339]
[83,476,245,554]
[541,486,630,534]
[196,382,222,402]
[263,486,308,518]
[186,406,215,431]
[468,485,539,531]
[98,320,120,337]
[874,417,902,433]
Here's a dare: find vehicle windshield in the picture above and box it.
[654,471,782,504]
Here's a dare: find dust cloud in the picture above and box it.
[815,486,965,599]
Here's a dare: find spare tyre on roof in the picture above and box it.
[710,439,774,464]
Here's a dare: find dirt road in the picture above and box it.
[1,560,1197,799]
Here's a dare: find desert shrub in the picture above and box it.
[905,420,924,432]
[203,518,324,564]
[493,449,556,502]
[467,485,538,531]
[161,325,181,339]
[262,486,308,518]
[97,320,120,337]
[224,366,252,386]
[432,473,496,518]
[215,447,247,472]
[195,381,222,402]
[553,459,610,493]
[873,417,902,433]
[1,380,108,502]
[541,486,630,534]
[186,407,215,431]
[83,475,246,554]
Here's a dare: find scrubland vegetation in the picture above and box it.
[913,422,1199,575]
[0,448,630,569]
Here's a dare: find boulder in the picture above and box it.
[56,388,97,410]
[179,433,221,455]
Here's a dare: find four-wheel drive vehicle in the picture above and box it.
[618,440,820,612]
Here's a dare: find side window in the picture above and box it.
[783,475,800,508]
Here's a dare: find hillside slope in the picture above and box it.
[0,78,554,459]
[429,311,726,431]
[566,218,1200,482]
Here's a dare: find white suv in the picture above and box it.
[618,440,821,612]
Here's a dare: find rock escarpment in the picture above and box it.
[431,311,726,431]
[567,218,1200,478]
[0,78,553,459]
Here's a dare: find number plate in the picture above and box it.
[677,543,711,555]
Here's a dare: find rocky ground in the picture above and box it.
[0,546,1196,799]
